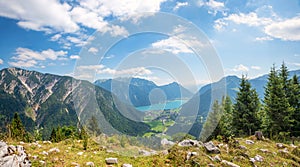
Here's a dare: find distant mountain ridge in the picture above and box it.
[183,69,300,138]
[94,78,193,107]
[0,68,150,138]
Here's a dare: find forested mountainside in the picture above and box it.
[0,68,150,139]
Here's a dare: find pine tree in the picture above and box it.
[87,116,101,136]
[290,75,300,136]
[50,128,57,142]
[232,75,260,136]
[11,112,26,141]
[219,96,233,138]
[263,65,293,139]
[200,100,222,141]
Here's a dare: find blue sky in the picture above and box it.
[0,0,300,91]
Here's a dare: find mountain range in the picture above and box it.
[184,69,300,138]
[0,67,299,139]
[94,78,192,107]
[0,68,150,138]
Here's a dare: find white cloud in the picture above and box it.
[233,64,249,72]
[88,47,99,54]
[77,64,152,76]
[97,67,152,76]
[264,16,300,41]
[50,34,62,41]
[70,55,80,59]
[251,66,261,70]
[173,2,188,11]
[70,6,108,30]
[77,65,105,70]
[9,47,68,68]
[151,36,193,54]
[105,55,115,59]
[80,0,166,21]
[0,59,3,64]
[206,0,224,9]
[255,36,273,41]
[197,0,225,15]
[0,0,79,33]
[9,60,38,68]
[66,36,87,46]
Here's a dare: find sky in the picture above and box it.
[0,0,300,92]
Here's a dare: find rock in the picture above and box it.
[254,131,264,140]
[86,162,95,166]
[254,155,263,162]
[42,141,52,144]
[239,145,247,150]
[48,147,60,153]
[71,162,80,166]
[178,139,201,147]
[221,160,240,167]
[213,155,222,162]
[138,150,156,156]
[161,138,175,146]
[105,157,118,164]
[41,151,48,156]
[19,141,25,145]
[186,151,198,160]
[259,149,270,153]
[203,141,220,154]
[122,164,133,167]
[279,148,289,153]
[39,160,46,165]
[276,143,285,149]
[0,141,31,167]
[162,150,169,155]
[32,155,38,160]
[290,144,297,149]
[245,140,254,145]
[77,152,84,156]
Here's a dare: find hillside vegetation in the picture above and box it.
[6,135,300,167]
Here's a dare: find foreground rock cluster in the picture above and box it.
[0,141,31,167]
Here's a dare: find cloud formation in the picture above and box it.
[151,36,193,54]
[9,48,68,68]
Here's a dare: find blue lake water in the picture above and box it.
[136,100,187,112]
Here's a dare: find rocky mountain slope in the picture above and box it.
[0,68,150,138]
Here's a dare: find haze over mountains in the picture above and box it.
[0,67,299,139]
[94,78,193,107]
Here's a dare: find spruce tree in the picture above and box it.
[290,75,300,136]
[11,112,26,141]
[50,128,57,142]
[219,96,233,138]
[232,75,260,136]
[263,65,293,139]
[200,100,222,141]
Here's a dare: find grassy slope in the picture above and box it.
[8,136,300,167]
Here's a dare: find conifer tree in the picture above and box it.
[219,96,233,138]
[11,112,26,141]
[232,75,260,136]
[290,75,300,136]
[50,128,57,142]
[263,64,293,139]
[200,100,222,141]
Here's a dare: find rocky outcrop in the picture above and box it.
[203,141,220,154]
[178,139,201,147]
[0,141,31,167]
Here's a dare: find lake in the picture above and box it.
[136,99,187,112]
